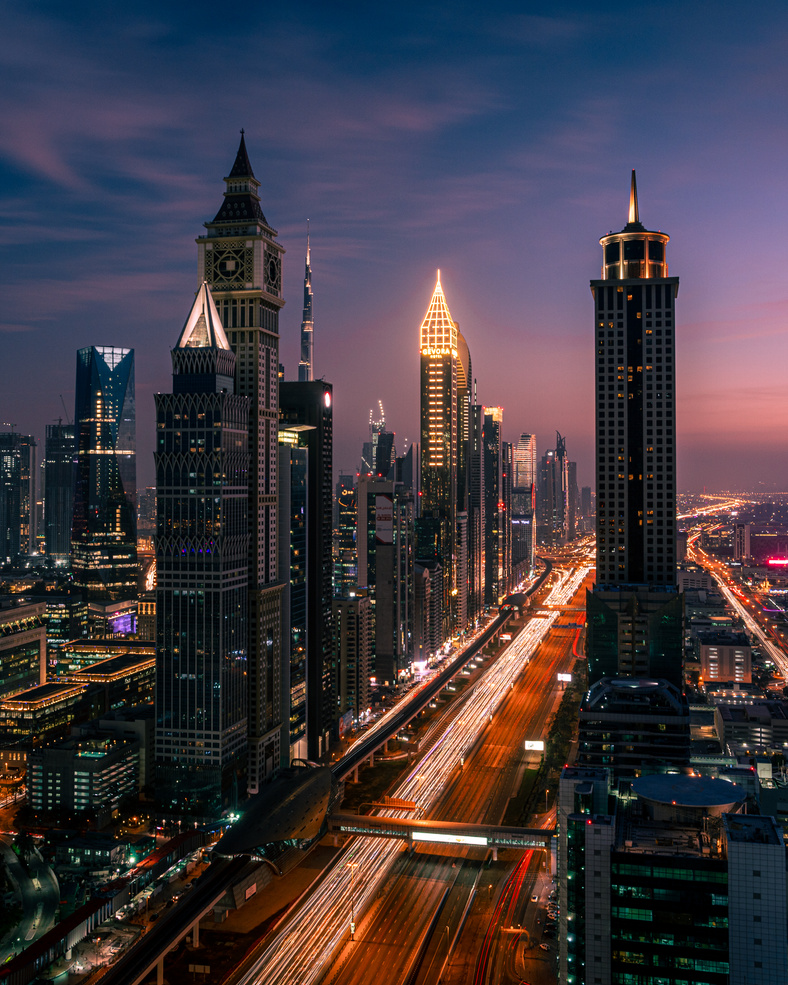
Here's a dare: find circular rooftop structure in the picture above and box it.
[633,774,745,818]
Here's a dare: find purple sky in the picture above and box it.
[2,1,788,493]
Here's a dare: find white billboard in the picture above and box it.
[524,740,545,751]
[557,673,573,682]
[412,831,488,847]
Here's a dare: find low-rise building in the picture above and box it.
[697,631,752,684]
[29,733,140,824]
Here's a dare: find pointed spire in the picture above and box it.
[306,219,311,266]
[177,283,231,350]
[420,270,457,352]
[228,129,255,179]
[628,169,639,225]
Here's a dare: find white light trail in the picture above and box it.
[241,603,569,985]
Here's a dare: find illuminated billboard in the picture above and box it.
[412,831,487,847]
[525,740,545,751]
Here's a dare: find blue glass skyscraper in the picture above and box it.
[71,346,137,599]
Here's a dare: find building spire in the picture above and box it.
[420,270,456,354]
[628,169,639,225]
[298,223,314,381]
[228,129,255,179]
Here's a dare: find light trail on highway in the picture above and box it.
[239,610,562,985]
[544,565,592,607]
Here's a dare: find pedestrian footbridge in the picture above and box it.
[328,813,554,858]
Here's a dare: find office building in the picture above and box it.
[197,133,285,791]
[28,733,140,824]
[0,599,46,700]
[587,172,683,687]
[538,433,570,546]
[334,594,372,720]
[0,431,37,562]
[467,403,485,622]
[333,473,357,597]
[44,423,75,562]
[559,768,787,985]
[512,433,536,571]
[278,426,309,760]
[483,407,504,605]
[357,476,413,686]
[280,381,334,759]
[154,283,249,817]
[71,346,137,600]
[576,676,690,777]
[697,630,752,685]
[419,272,471,636]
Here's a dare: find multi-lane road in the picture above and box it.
[229,560,591,985]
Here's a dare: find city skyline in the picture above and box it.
[2,2,788,493]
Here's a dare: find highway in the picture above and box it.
[688,534,788,679]
[335,562,554,782]
[234,561,590,985]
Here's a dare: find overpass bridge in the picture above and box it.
[328,813,554,860]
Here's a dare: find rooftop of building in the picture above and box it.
[697,630,750,646]
[633,773,745,810]
[716,701,788,723]
[0,597,46,617]
[57,652,155,683]
[1,681,86,708]
[723,813,783,846]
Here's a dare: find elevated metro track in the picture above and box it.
[332,558,553,783]
[91,561,554,985]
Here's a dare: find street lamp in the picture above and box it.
[347,861,359,940]
[545,788,549,813]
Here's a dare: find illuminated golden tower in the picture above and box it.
[418,271,471,637]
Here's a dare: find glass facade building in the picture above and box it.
[154,284,249,818]
[71,346,137,599]
[44,423,75,562]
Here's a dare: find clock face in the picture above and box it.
[265,252,282,296]
[210,246,250,285]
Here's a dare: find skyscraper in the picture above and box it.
[587,171,683,686]
[197,133,285,790]
[0,431,37,562]
[483,407,504,605]
[512,433,536,572]
[280,381,334,760]
[154,284,249,817]
[419,271,471,636]
[538,433,570,546]
[44,423,75,562]
[71,346,137,600]
[278,426,308,761]
[298,226,314,382]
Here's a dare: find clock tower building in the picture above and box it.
[197,133,285,791]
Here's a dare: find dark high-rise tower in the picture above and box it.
[71,347,137,600]
[197,133,285,792]
[154,284,249,817]
[0,431,37,562]
[44,423,75,562]
[586,171,683,686]
[279,381,334,760]
[298,226,314,382]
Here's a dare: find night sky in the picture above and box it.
[2,1,787,493]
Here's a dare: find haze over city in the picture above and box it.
[2,0,788,490]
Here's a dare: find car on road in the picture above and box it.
[540,943,551,951]
[531,894,539,902]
